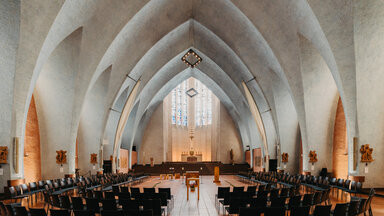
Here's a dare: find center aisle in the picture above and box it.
[141,175,245,216]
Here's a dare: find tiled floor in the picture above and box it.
[138,175,384,216]
[7,175,384,216]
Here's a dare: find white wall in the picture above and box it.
[34,28,82,179]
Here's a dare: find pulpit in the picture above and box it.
[185,171,199,184]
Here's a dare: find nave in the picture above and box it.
[2,175,383,216]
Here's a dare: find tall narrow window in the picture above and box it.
[194,79,212,126]
[171,80,188,126]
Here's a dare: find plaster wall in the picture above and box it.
[272,75,300,174]
[0,0,20,189]
[219,103,243,164]
[139,103,164,165]
[354,0,384,187]
[34,28,81,180]
[300,35,338,174]
[78,68,111,175]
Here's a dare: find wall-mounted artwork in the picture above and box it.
[308,150,318,163]
[281,152,288,163]
[56,150,67,164]
[0,146,8,164]
[90,153,98,164]
[360,144,374,163]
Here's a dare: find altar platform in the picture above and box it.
[132,161,250,175]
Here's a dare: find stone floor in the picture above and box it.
[7,175,384,216]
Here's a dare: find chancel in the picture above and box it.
[1,1,384,216]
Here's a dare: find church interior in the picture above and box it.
[1,0,384,215]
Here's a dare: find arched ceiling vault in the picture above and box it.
[11,0,354,175]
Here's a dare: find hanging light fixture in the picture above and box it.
[181,49,202,68]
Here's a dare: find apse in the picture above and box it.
[138,77,243,165]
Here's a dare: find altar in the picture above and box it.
[181,152,203,162]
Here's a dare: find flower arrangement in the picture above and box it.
[190,182,196,192]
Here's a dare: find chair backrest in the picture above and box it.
[251,197,267,208]
[269,189,280,198]
[125,209,152,216]
[73,210,96,216]
[217,187,230,199]
[14,206,29,216]
[0,201,6,216]
[364,188,375,212]
[104,191,115,200]
[120,186,129,193]
[86,190,94,198]
[29,182,37,191]
[94,190,103,199]
[143,188,155,194]
[121,199,140,211]
[85,198,100,212]
[139,209,153,216]
[348,201,359,216]
[239,207,262,216]
[313,205,331,216]
[228,198,247,214]
[38,181,45,189]
[71,196,84,211]
[60,196,71,209]
[357,198,368,214]
[50,209,71,216]
[301,193,314,206]
[288,195,302,209]
[233,186,245,192]
[280,187,289,197]
[355,182,362,192]
[246,186,257,195]
[130,187,140,194]
[143,199,162,216]
[270,197,287,208]
[337,179,344,187]
[264,207,286,216]
[9,186,17,197]
[290,206,310,216]
[112,186,120,194]
[51,194,61,208]
[312,191,322,205]
[158,188,172,200]
[29,208,48,216]
[344,180,351,189]
[101,199,117,211]
[257,190,269,199]
[333,203,348,216]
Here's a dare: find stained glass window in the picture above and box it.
[171,80,188,126]
[195,79,212,126]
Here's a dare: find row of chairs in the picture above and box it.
[1,204,153,216]
[238,201,359,216]
[217,189,330,215]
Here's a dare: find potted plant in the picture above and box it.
[190,182,196,192]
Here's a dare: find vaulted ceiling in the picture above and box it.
[7,0,365,178]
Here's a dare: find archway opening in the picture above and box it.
[139,77,243,165]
